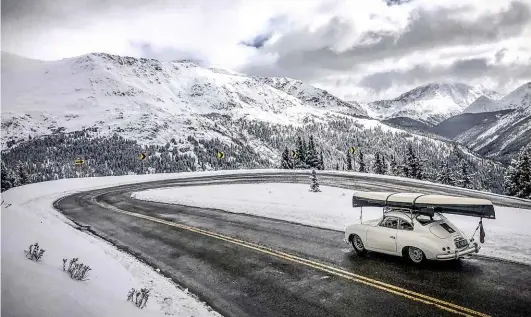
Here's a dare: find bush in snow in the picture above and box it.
[63,257,92,281]
[309,170,321,192]
[25,242,45,261]
[127,287,150,309]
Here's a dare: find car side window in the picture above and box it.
[399,219,414,231]
[379,216,398,229]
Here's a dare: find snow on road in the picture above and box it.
[1,173,228,317]
[132,183,531,265]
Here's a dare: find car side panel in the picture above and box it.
[366,226,398,253]
[396,230,444,260]
[345,224,371,245]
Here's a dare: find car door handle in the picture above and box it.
[390,236,395,239]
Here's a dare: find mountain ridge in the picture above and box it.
[362,82,502,125]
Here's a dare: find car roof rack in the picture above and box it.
[352,191,495,219]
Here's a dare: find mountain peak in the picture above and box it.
[464,82,531,114]
[365,82,500,124]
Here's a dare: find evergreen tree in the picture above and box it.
[373,153,384,174]
[346,151,353,171]
[436,162,455,185]
[18,164,29,185]
[280,147,292,169]
[306,136,320,168]
[381,155,388,175]
[309,170,321,192]
[406,143,422,179]
[335,163,339,170]
[302,138,308,165]
[1,161,15,192]
[516,148,531,198]
[457,160,472,189]
[294,136,308,169]
[319,152,324,170]
[504,147,531,198]
[389,156,399,176]
[503,160,519,196]
[358,151,366,173]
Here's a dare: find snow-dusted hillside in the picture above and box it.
[431,82,531,162]
[456,108,531,162]
[1,52,371,149]
[0,51,509,192]
[464,82,531,114]
[255,76,367,117]
[365,83,501,125]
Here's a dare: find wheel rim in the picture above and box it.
[409,247,423,263]
[353,235,364,250]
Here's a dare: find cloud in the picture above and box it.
[246,1,531,75]
[357,56,531,94]
[241,33,273,49]
[2,0,531,101]
[129,41,207,63]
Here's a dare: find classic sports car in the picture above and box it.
[344,192,496,263]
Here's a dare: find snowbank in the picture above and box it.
[132,183,531,265]
[1,172,229,317]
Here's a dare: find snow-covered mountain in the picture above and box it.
[432,83,531,162]
[364,83,501,125]
[464,82,531,114]
[255,77,367,117]
[1,52,369,149]
[1,51,509,192]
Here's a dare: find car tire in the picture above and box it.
[407,246,425,264]
[351,234,367,254]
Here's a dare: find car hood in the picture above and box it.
[428,221,463,239]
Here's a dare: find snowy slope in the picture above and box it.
[255,76,368,117]
[456,109,531,162]
[464,82,531,114]
[1,51,479,168]
[1,52,372,149]
[132,183,531,265]
[1,173,237,317]
[431,83,531,162]
[365,83,501,125]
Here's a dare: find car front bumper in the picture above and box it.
[436,242,480,260]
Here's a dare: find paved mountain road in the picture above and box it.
[55,172,531,317]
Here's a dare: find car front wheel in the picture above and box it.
[407,246,425,264]
[351,234,366,254]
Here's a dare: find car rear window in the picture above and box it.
[439,223,456,233]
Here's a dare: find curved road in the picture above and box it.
[54,172,531,317]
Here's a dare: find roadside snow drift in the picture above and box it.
[132,183,531,265]
[1,173,225,317]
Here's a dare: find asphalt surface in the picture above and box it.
[54,172,531,317]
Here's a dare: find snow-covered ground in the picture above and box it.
[1,173,229,317]
[2,169,530,316]
[132,183,531,265]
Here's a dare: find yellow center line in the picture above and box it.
[94,198,490,317]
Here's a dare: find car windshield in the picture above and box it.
[415,213,445,225]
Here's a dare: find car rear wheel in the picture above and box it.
[407,246,425,264]
[351,234,366,254]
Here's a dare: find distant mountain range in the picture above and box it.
[431,83,531,163]
[1,50,527,192]
[360,83,502,125]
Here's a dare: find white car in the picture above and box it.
[344,192,495,264]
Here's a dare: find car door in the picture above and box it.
[366,216,398,253]
[396,218,414,248]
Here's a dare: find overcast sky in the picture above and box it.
[2,0,531,101]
